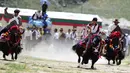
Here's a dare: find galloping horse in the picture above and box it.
[72,34,102,69]
[104,31,125,65]
[72,41,86,68]
[0,25,23,60]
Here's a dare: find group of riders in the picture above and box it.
[79,17,124,54]
[72,17,126,69]
[0,6,126,63]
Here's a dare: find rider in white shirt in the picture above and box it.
[108,19,122,36]
[83,18,100,53]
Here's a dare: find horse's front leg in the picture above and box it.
[113,59,115,64]
[11,53,14,60]
[77,55,81,68]
[3,53,6,60]
[15,53,18,60]
[108,59,111,65]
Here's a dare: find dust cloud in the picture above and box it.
[21,17,130,64]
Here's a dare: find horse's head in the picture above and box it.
[9,29,20,44]
[111,37,120,49]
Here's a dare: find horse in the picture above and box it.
[72,35,102,69]
[104,36,125,65]
[0,27,23,60]
[72,41,86,68]
[82,35,102,69]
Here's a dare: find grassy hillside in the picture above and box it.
[1,0,130,20]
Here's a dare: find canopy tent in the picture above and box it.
[0,7,102,27]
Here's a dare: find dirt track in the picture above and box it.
[0,19,130,73]
[0,54,130,73]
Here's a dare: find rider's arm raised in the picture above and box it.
[4,7,13,18]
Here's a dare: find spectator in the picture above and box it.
[71,29,77,40]
[66,29,71,40]
[71,29,78,45]
[59,28,66,40]
[0,23,3,31]
[39,28,44,36]
[32,11,42,20]
[53,28,59,40]
[24,27,32,40]
[32,28,41,40]
[124,34,130,56]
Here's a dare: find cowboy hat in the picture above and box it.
[113,19,120,23]
[14,9,20,13]
[92,17,98,21]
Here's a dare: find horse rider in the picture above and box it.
[108,19,123,37]
[83,17,101,54]
[0,7,22,35]
[107,19,123,49]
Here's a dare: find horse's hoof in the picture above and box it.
[77,66,80,68]
[113,62,115,64]
[12,58,14,60]
[3,58,7,60]
[116,62,121,65]
[15,57,17,60]
[91,66,96,70]
[14,59,17,61]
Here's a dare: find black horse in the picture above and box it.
[72,35,102,69]
[72,42,86,68]
[104,36,125,65]
[0,28,23,60]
